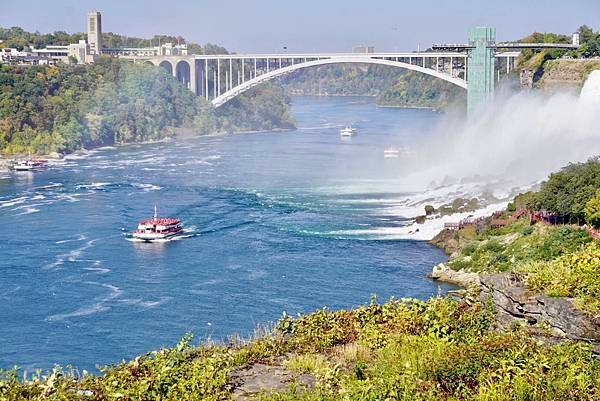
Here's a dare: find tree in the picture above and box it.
[514,191,540,211]
[56,117,85,152]
[537,158,600,222]
[583,39,600,58]
[578,25,598,45]
[585,190,600,228]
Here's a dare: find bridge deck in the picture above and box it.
[191,52,467,60]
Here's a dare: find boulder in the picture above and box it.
[429,263,480,287]
[230,360,315,400]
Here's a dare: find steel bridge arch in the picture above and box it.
[211,57,468,108]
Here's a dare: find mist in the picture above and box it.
[405,71,600,191]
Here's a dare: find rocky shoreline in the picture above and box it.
[427,224,600,355]
[479,273,600,353]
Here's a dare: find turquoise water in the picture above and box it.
[0,96,453,372]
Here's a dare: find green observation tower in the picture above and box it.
[467,27,496,115]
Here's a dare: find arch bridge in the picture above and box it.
[129,27,576,114]
[139,52,478,105]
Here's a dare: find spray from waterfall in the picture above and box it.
[405,70,600,190]
[376,70,600,240]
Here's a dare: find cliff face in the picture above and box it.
[531,59,600,92]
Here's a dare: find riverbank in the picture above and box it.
[2,288,598,400]
[0,125,299,172]
[376,104,438,111]
[422,158,600,357]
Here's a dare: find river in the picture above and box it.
[0,96,454,372]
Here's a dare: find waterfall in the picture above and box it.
[580,69,600,105]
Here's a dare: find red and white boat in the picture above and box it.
[132,206,183,242]
[12,158,48,171]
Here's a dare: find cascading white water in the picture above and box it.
[579,69,600,106]
[393,67,600,240]
[404,68,600,190]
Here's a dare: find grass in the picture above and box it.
[284,354,331,375]
[519,242,600,314]
[449,223,592,273]
[447,219,599,315]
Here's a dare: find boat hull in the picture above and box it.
[132,229,182,242]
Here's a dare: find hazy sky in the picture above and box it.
[2,0,600,53]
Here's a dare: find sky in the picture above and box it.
[2,0,600,53]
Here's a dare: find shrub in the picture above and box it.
[514,191,540,210]
[522,242,600,314]
[537,157,600,222]
[584,189,600,228]
[461,243,478,256]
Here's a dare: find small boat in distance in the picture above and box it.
[340,126,356,137]
[12,157,48,171]
[132,206,183,242]
[383,147,401,158]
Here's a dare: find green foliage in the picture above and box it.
[521,242,600,314]
[450,223,592,273]
[584,189,600,228]
[1,296,598,400]
[377,70,466,109]
[280,64,465,110]
[513,190,540,210]
[0,25,296,155]
[215,83,295,133]
[0,58,294,155]
[424,205,435,216]
[577,25,600,58]
[0,25,223,56]
[537,157,600,222]
[0,26,85,50]
[0,59,197,153]
[284,354,331,375]
[461,243,478,256]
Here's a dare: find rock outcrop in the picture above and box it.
[429,229,460,256]
[230,361,315,400]
[479,273,600,353]
[429,263,480,287]
[531,59,600,91]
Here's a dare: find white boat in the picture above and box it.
[340,126,356,137]
[132,206,183,242]
[383,147,401,158]
[12,158,48,171]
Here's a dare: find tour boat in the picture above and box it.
[12,158,48,171]
[132,206,183,242]
[340,126,356,137]
[383,147,401,158]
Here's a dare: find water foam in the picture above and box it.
[389,70,600,240]
[46,282,122,322]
